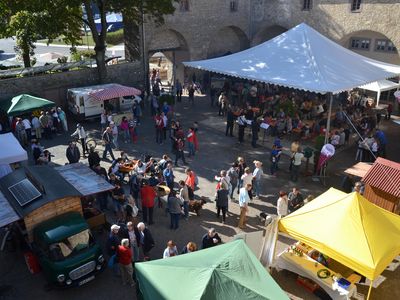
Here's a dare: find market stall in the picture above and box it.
[2,94,55,116]
[136,239,289,300]
[0,133,28,178]
[270,188,400,300]
[359,79,400,107]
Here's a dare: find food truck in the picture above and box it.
[67,83,141,120]
[0,164,114,287]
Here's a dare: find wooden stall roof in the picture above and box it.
[344,162,372,178]
[363,158,400,198]
[55,163,114,196]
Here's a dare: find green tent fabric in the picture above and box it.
[6,94,55,116]
[136,240,289,300]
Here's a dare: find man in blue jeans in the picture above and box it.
[102,127,115,160]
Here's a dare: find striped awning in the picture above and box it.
[88,83,141,101]
[362,157,400,197]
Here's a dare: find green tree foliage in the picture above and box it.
[69,0,177,82]
[0,0,82,67]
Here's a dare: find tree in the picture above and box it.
[69,0,176,82]
[0,1,82,68]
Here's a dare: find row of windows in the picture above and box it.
[180,0,238,12]
[350,38,397,53]
[303,0,362,12]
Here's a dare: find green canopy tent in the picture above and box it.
[136,240,289,300]
[3,94,55,116]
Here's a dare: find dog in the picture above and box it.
[189,199,206,216]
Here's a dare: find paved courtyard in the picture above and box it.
[1,94,400,300]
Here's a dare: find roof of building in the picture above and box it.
[362,158,400,197]
[0,166,81,218]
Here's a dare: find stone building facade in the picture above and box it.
[126,0,400,81]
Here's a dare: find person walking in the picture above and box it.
[176,79,183,102]
[237,157,247,192]
[168,190,183,230]
[270,145,280,176]
[241,167,253,200]
[252,160,264,198]
[140,181,156,225]
[237,113,246,144]
[102,127,116,160]
[71,123,87,156]
[107,224,121,275]
[215,182,229,224]
[225,106,235,137]
[290,149,304,182]
[179,180,190,220]
[117,239,135,287]
[137,222,155,261]
[185,168,196,191]
[125,221,140,263]
[188,85,195,105]
[155,113,164,144]
[277,191,289,218]
[100,110,107,132]
[22,117,32,142]
[66,141,80,164]
[238,183,251,229]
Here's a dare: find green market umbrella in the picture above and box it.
[136,239,289,300]
[6,94,55,116]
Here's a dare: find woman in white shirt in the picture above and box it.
[163,240,178,258]
[241,167,253,200]
[277,191,288,217]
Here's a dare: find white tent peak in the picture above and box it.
[184,22,400,94]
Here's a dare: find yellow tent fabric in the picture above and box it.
[278,188,400,279]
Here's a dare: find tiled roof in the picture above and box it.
[362,158,400,197]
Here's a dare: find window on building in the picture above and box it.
[375,40,387,51]
[230,1,238,12]
[387,41,397,52]
[180,0,189,11]
[303,0,312,10]
[351,0,362,12]
[350,37,370,50]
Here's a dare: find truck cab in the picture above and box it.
[32,212,105,287]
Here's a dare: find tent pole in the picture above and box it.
[324,92,333,144]
[376,90,381,107]
[366,282,373,300]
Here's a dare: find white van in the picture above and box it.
[67,83,141,120]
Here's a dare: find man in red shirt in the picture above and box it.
[117,239,134,286]
[140,181,156,225]
[154,113,164,144]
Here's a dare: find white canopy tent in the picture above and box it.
[183,23,400,141]
[0,133,28,178]
[359,80,400,106]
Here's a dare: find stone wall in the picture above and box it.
[123,0,400,76]
[0,62,143,108]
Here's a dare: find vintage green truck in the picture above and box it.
[32,212,105,287]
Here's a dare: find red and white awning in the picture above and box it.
[88,83,141,101]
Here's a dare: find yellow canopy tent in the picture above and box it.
[278,188,400,299]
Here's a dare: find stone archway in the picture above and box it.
[148,29,190,84]
[340,30,400,65]
[252,25,288,46]
[206,25,250,59]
